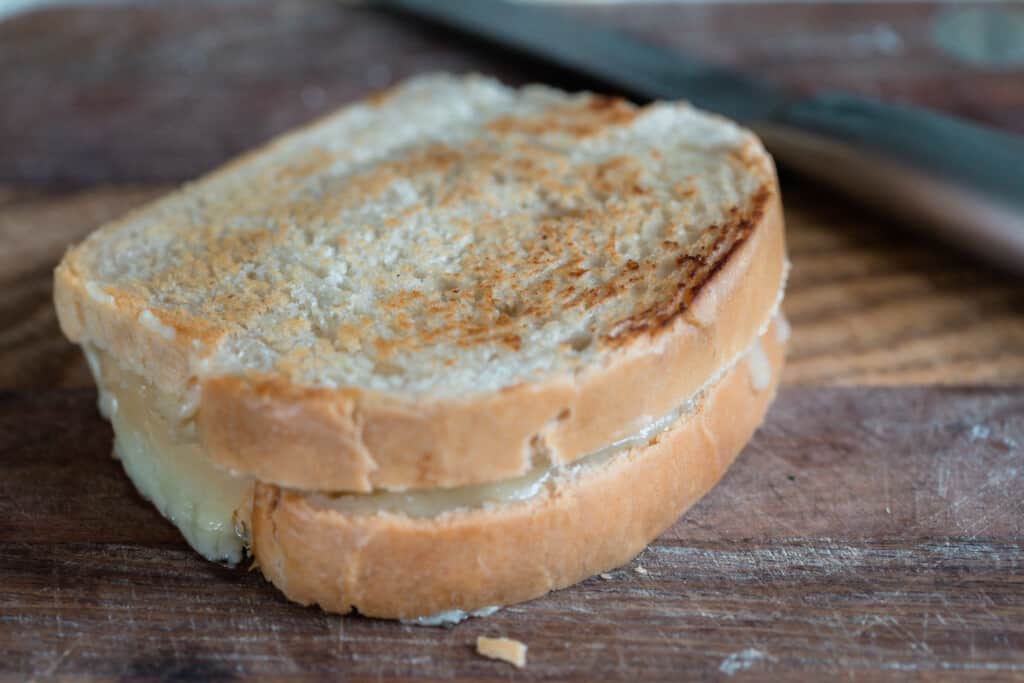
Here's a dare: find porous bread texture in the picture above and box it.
[250,316,786,620]
[55,73,785,492]
[58,73,768,392]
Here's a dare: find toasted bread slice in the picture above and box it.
[252,317,785,619]
[55,74,785,493]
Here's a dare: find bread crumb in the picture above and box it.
[599,573,613,580]
[476,636,527,668]
[634,565,649,575]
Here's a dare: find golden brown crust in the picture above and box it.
[53,75,787,492]
[249,319,785,619]
[55,177,785,493]
[55,87,765,375]
[196,190,785,491]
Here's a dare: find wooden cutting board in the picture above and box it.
[2,2,1024,680]
[2,387,1022,680]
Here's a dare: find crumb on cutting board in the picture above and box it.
[634,565,649,575]
[476,636,527,668]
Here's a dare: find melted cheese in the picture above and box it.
[402,605,501,627]
[745,338,772,392]
[84,347,252,564]
[315,386,701,517]
[81,316,782,563]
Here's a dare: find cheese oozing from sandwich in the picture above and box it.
[84,347,253,564]
[82,316,784,565]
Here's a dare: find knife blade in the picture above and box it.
[383,0,1024,274]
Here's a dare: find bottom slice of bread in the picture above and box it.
[250,318,786,620]
[84,317,785,620]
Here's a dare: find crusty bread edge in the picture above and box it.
[53,96,787,494]
[50,79,425,396]
[54,257,201,399]
[249,317,785,619]
[196,184,786,492]
[55,184,784,493]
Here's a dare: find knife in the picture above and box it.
[382,0,1024,274]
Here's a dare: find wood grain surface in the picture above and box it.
[2,386,1022,681]
[2,2,1024,681]
[2,1,1022,186]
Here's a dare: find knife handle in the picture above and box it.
[758,94,1024,273]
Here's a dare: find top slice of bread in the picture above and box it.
[55,74,786,492]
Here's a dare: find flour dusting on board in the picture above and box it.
[719,648,773,676]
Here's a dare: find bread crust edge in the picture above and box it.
[195,185,785,491]
[250,318,785,619]
[53,136,786,494]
